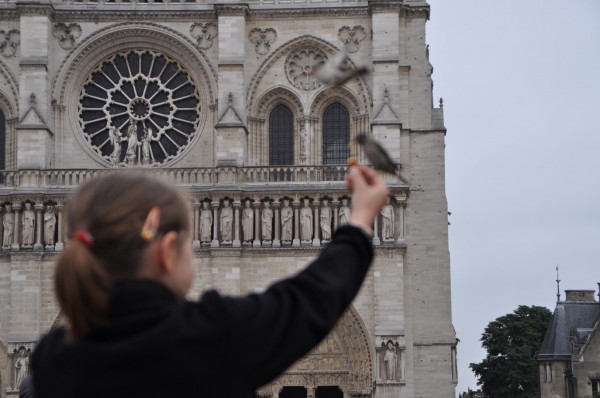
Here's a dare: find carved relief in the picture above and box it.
[52,23,82,50]
[242,199,254,242]
[0,29,19,58]
[10,345,31,390]
[338,25,367,53]
[261,200,273,242]
[320,198,332,241]
[220,198,233,243]
[300,198,312,242]
[200,201,212,243]
[2,203,14,247]
[44,204,56,247]
[280,198,293,242]
[249,28,277,55]
[285,47,327,91]
[21,202,35,247]
[190,22,218,50]
[380,197,394,241]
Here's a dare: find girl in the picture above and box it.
[31,164,388,398]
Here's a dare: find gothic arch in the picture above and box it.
[246,34,370,114]
[262,305,374,397]
[310,85,363,118]
[0,69,18,169]
[249,87,304,165]
[51,23,217,168]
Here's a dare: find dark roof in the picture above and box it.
[537,301,599,360]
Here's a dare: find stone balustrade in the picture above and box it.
[0,190,408,252]
[0,165,384,189]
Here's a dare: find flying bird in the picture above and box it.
[314,50,370,86]
[349,134,401,177]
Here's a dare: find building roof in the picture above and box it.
[537,301,600,360]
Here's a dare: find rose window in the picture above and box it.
[79,50,201,166]
[285,48,327,91]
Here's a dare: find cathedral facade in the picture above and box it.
[0,0,456,396]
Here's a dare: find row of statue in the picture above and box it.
[1,203,56,249]
[0,196,401,250]
[196,196,399,246]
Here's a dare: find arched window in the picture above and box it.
[0,109,5,170]
[322,102,349,164]
[269,104,294,165]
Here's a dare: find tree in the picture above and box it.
[470,305,552,398]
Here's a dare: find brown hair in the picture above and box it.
[54,172,190,340]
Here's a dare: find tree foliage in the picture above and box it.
[470,305,552,398]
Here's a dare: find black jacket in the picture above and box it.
[32,225,373,398]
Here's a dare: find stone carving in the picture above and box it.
[200,201,212,243]
[300,198,312,241]
[0,29,20,58]
[299,127,308,164]
[14,346,30,390]
[141,127,153,166]
[338,25,367,53]
[339,198,351,226]
[285,47,327,90]
[281,199,293,242]
[79,50,200,166]
[108,126,122,166]
[242,199,254,242]
[249,28,277,55]
[190,22,218,50]
[21,203,35,247]
[125,118,139,165]
[44,205,56,246]
[2,204,14,247]
[52,23,82,50]
[261,201,273,242]
[320,199,332,241]
[381,197,394,241]
[220,199,233,243]
[383,341,398,381]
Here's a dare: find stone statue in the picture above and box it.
[2,204,14,246]
[108,126,121,166]
[384,342,397,381]
[200,201,212,243]
[381,197,394,241]
[220,199,233,243]
[14,347,29,390]
[125,118,139,165]
[281,199,293,242]
[141,127,152,166]
[242,200,253,242]
[339,198,351,226]
[261,201,273,241]
[300,198,312,241]
[44,205,56,246]
[320,199,332,241]
[22,203,35,247]
[300,128,308,164]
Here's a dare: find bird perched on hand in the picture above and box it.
[349,134,401,177]
[314,50,370,86]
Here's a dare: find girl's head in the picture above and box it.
[55,173,192,339]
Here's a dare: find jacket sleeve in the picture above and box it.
[198,225,373,389]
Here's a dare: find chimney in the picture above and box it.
[565,290,596,302]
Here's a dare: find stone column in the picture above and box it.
[312,200,320,246]
[11,204,21,251]
[253,202,261,247]
[233,201,241,248]
[395,194,407,245]
[292,201,300,247]
[33,204,43,251]
[372,212,381,246]
[332,200,339,231]
[192,201,201,250]
[273,200,281,247]
[55,204,64,251]
[211,202,219,248]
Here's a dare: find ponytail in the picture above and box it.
[54,238,110,340]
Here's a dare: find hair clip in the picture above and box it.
[72,230,94,249]
[141,207,160,241]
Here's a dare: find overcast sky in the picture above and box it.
[425,0,600,394]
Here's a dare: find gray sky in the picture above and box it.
[426,0,600,394]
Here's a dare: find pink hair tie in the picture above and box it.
[72,230,94,249]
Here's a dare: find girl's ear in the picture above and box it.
[157,231,180,274]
